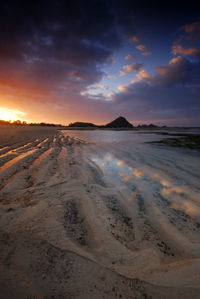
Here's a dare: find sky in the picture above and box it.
[0,0,200,126]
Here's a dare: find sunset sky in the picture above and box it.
[0,0,200,126]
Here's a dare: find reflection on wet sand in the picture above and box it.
[89,143,200,262]
[91,150,200,220]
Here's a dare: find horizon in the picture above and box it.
[0,1,200,126]
[1,116,200,128]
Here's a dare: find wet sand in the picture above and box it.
[0,126,200,298]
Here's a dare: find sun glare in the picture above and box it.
[0,108,26,122]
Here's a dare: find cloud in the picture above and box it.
[124,54,135,60]
[184,21,200,31]
[117,85,129,92]
[99,85,109,90]
[100,21,200,126]
[136,44,151,56]
[89,85,109,90]
[120,63,144,76]
[169,56,184,65]
[172,21,200,58]
[123,63,144,72]
[184,21,200,39]
[129,35,141,43]
[110,54,200,125]
[154,56,198,87]
[120,71,128,77]
[106,74,116,79]
[131,79,136,84]
[107,92,114,98]
[136,69,151,80]
[172,44,200,58]
[111,56,116,64]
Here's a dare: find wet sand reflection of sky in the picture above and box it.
[91,153,146,183]
[91,152,152,202]
[90,151,200,219]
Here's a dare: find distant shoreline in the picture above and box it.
[60,126,200,131]
[1,123,200,130]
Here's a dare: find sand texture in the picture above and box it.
[0,126,200,298]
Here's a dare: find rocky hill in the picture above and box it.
[105,116,133,128]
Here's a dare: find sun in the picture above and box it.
[0,108,26,122]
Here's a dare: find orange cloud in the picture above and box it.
[124,54,135,60]
[184,21,200,34]
[107,92,114,99]
[117,85,129,92]
[169,56,183,65]
[172,44,200,57]
[171,21,200,58]
[136,44,151,56]
[120,71,127,76]
[136,69,151,80]
[120,63,143,76]
[131,79,136,84]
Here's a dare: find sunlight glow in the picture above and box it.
[0,108,26,121]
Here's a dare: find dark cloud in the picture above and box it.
[0,0,138,63]
[0,1,124,120]
[0,1,138,110]
[0,0,139,123]
[154,56,200,87]
[111,56,200,125]
[0,0,120,81]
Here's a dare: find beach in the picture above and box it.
[0,126,200,298]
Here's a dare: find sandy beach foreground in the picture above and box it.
[0,126,200,298]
